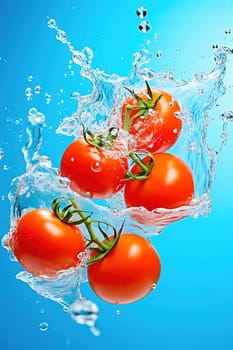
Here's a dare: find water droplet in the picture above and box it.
[69,70,74,76]
[25,87,33,100]
[116,309,120,315]
[48,18,57,29]
[212,43,219,50]
[154,33,159,41]
[34,85,41,94]
[152,283,156,290]
[136,6,147,18]
[85,191,93,197]
[156,50,163,58]
[28,75,33,82]
[69,300,99,327]
[1,195,5,201]
[56,29,67,44]
[91,161,102,173]
[40,308,46,314]
[0,148,4,160]
[225,28,231,35]
[173,128,178,134]
[221,110,233,122]
[138,21,150,33]
[39,322,48,332]
[3,165,9,171]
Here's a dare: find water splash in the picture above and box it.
[2,21,233,334]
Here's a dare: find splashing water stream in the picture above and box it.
[2,21,233,334]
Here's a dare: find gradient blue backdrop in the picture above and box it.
[1,1,233,349]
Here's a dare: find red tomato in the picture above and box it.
[121,88,182,152]
[124,153,194,211]
[60,138,128,199]
[9,209,85,278]
[87,233,161,304]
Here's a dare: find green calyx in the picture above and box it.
[82,125,119,150]
[52,197,123,265]
[125,150,154,181]
[123,80,163,131]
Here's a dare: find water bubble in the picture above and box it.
[72,50,85,66]
[156,50,163,58]
[136,6,147,18]
[154,33,159,41]
[45,93,52,104]
[28,108,45,125]
[221,110,233,122]
[70,92,80,100]
[56,29,67,44]
[48,18,57,29]
[39,156,52,168]
[39,322,48,332]
[25,87,33,100]
[69,300,99,328]
[34,85,41,94]
[0,148,4,160]
[225,28,231,35]
[28,75,33,82]
[138,21,150,33]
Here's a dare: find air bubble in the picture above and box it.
[156,50,163,58]
[45,93,52,104]
[25,87,33,100]
[221,110,233,122]
[0,148,4,160]
[48,18,57,29]
[69,300,99,328]
[225,28,231,35]
[28,108,45,125]
[56,29,67,44]
[138,21,150,33]
[136,6,147,18]
[28,75,33,82]
[34,85,41,94]
[39,322,48,332]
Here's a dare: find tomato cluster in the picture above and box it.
[8,82,195,305]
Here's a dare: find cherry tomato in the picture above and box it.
[9,209,85,278]
[60,138,128,199]
[121,87,182,153]
[124,153,194,211]
[87,233,161,304]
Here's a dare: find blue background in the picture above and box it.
[1,0,233,349]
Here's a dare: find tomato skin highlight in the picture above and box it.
[87,234,161,304]
[121,89,182,153]
[124,153,195,211]
[60,138,128,199]
[9,209,85,278]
